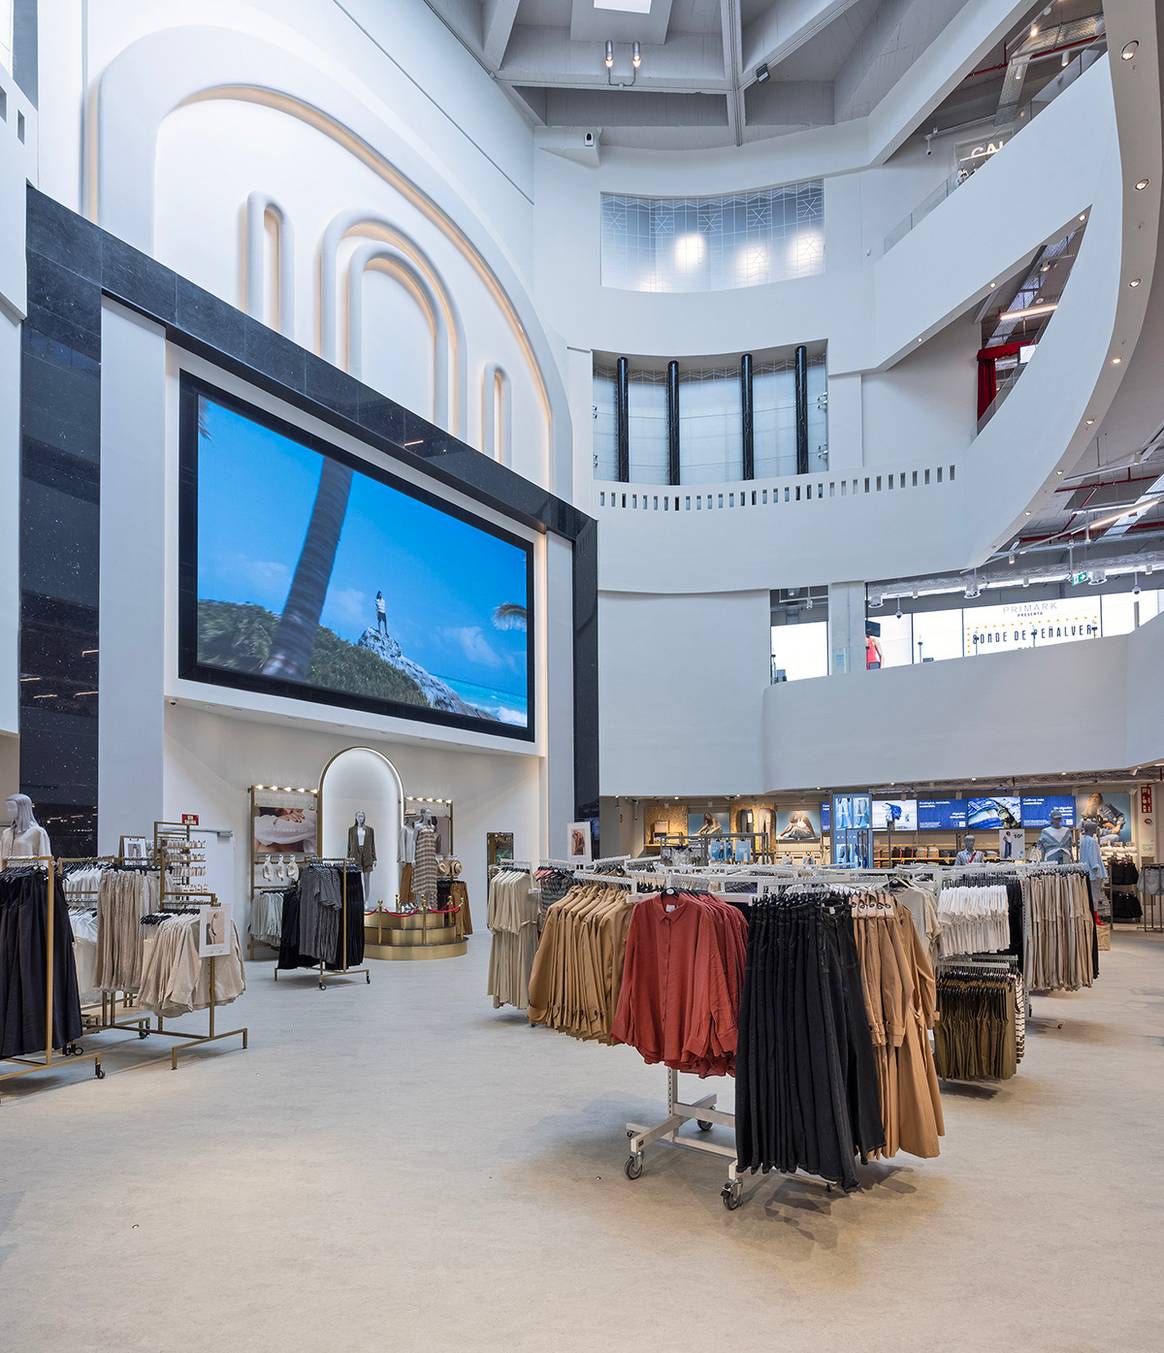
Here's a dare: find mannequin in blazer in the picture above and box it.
[348,812,377,910]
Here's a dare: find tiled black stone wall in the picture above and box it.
[22,188,599,827]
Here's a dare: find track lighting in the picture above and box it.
[604,40,614,69]
[1133,573,1141,596]
[632,41,641,69]
[895,602,903,620]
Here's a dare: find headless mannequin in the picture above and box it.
[1,793,51,865]
[1039,814,1074,864]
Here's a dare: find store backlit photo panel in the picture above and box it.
[964,795,1022,830]
[1021,795,1076,828]
[179,379,534,739]
[872,798,918,830]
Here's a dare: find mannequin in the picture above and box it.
[1039,809,1074,864]
[1,794,51,865]
[413,810,438,909]
[347,811,377,912]
[955,833,984,866]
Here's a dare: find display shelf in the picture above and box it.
[363,907,466,962]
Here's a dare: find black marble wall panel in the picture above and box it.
[23,188,600,826]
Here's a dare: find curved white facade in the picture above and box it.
[6,0,1164,825]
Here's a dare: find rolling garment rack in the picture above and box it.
[275,857,370,990]
[0,856,104,1100]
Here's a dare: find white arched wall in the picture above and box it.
[92,21,567,492]
[481,362,512,466]
[244,190,294,338]
[319,746,403,911]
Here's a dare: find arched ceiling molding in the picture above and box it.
[245,191,294,337]
[317,744,407,846]
[482,362,512,466]
[347,239,452,432]
[94,25,562,488]
[328,223,468,438]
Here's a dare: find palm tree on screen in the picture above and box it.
[262,459,353,680]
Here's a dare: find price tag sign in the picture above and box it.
[181,813,200,825]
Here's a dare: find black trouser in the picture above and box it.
[0,868,83,1058]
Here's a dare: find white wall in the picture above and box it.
[164,704,539,934]
[318,745,401,910]
[598,589,770,797]
[762,613,1164,791]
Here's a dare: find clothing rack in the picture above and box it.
[0,856,105,1098]
[274,858,370,991]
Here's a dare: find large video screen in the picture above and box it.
[179,379,534,738]
[1022,795,1075,828]
[873,798,918,830]
[964,795,1022,830]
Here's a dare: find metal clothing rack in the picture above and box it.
[0,856,104,1099]
[274,858,370,990]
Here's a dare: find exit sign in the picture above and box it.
[1070,571,1090,586]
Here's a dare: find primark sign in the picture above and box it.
[965,599,1100,653]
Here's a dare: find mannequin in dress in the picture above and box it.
[1,794,51,865]
[1039,809,1074,864]
[347,811,377,912]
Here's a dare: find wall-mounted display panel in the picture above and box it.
[179,378,534,739]
[1021,794,1076,827]
[872,798,918,830]
[964,795,1022,830]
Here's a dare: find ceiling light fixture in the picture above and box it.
[1112,356,1123,365]
[632,40,641,70]
[895,602,903,620]
[1121,40,1139,60]
[1078,213,1087,222]
[1085,418,1095,425]
[604,40,614,70]
[989,281,996,288]
[1130,278,1142,288]
[1133,572,1141,596]
[1030,24,1038,37]
[1135,177,1150,191]
[755,62,770,83]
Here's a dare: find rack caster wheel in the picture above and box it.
[319,981,327,991]
[721,1182,742,1211]
[139,1029,149,1039]
[94,1064,105,1080]
[697,1119,713,1132]
[365,973,371,985]
[624,1153,644,1181]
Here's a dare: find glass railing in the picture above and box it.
[883,45,1105,254]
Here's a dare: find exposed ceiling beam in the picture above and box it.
[721,0,745,147]
[501,25,729,92]
[482,0,521,68]
[741,0,863,81]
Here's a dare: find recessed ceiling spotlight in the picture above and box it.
[1041,262,1051,272]
[755,62,770,83]
[1024,510,1032,516]
[1112,356,1123,365]
[1085,417,1095,425]
[1121,40,1139,60]
[1135,178,1150,191]
[989,281,997,288]
[1078,213,1087,222]
[1030,24,1038,37]
[1130,278,1142,287]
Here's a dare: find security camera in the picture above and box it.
[583,130,596,148]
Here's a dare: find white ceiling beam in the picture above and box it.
[500,25,728,91]
[482,0,521,68]
[741,0,863,79]
[721,0,745,147]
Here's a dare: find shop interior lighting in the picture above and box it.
[1130,278,1142,287]
[1112,356,1123,365]
[1135,178,1150,191]
[1121,40,1139,60]
[1002,302,1057,321]
[895,602,903,620]
[1133,573,1141,596]
[1085,417,1095,425]
[604,41,614,69]
[632,41,641,69]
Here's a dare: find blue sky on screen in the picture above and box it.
[196,397,529,705]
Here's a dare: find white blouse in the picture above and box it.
[0,824,52,865]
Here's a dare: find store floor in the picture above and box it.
[2,930,1162,1352]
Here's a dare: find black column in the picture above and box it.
[666,360,680,485]
[794,344,809,475]
[741,353,754,480]
[615,356,630,482]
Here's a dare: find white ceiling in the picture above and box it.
[423,0,978,149]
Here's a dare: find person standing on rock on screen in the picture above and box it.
[375,589,389,636]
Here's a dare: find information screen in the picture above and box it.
[872,798,918,830]
[917,798,965,830]
[179,378,534,738]
[1021,795,1076,827]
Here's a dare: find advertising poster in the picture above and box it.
[486,832,514,869]
[688,811,729,837]
[964,795,1022,830]
[918,798,965,830]
[253,788,317,855]
[964,597,1100,655]
[775,807,821,842]
[873,799,918,831]
[1021,795,1075,828]
[198,904,231,958]
[568,821,593,863]
[999,829,1026,862]
[1076,790,1132,844]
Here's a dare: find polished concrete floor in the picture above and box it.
[1,928,1162,1352]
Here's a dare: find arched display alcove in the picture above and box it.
[318,746,403,910]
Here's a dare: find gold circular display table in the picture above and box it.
[364,905,467,961]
